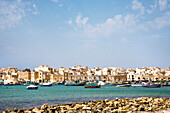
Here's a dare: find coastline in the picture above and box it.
[3,97,170,113]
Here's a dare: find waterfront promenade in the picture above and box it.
[0,85,170,112]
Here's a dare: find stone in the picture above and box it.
[104,99,109,102]
[148,107,153,111]
[13,107,18,112]
[17,109,26,113]
[115,98,119,101]
[41,103,48,110]
[138,105,145,111]
[24,110,32,113]
[4,109,10,113]
[112,109,118,113]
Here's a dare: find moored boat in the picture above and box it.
[116,84,131,88]
[65,82,86,86]
[131,83,142,87]
[110,82,122,86]
[26,85,38,90]
[98,81,106,85]
[162,82,170,86]
[4,82,14,86]
[85,84,101,88]
[142,84,161,88]
[39,82,52,87]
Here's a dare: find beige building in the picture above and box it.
[18,71,31,82]
[31,71,39,82]
[35,65,53,73]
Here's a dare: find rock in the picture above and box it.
[138,105,145,111]
[24,110,32,113]
[4,109,10,113]
[13,107,18,112]
[132,107,138,111]
[74,104,83,110]
[112,109,118,113]
[148,107,153,111]
[104,99,109,102]
[32,107,39,112]
[82,106,91,110]
[49,107,57,113]
[115,98,119,101]
[41,103,48,110]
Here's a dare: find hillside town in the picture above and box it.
[0,65,170,85]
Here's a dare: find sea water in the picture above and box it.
[0,85,170,112]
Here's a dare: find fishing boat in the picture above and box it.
[65,82,86,86]
[116,84,131,88]
[39,82,52,87]
[98,81,106,85]
[142,84,161,88]
[131,83,142,87]
[110,82,122,86]
[4,82,14,86]
[85,82,101,88]
[162,82,170,86]
[85,84,101,88]
[26,85,38,90]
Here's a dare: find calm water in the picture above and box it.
[0,85,170,112]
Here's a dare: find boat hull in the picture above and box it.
[116,84,131,88]
[26,87,38,90]
[26,85,38,90]
[85,85,101,88]
[65,83,85,86]
[40,84,52,87]
[142,84,161,88]
[39,83,52,87]
[131,84,142,87]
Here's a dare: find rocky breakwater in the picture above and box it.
[3,97,170,113]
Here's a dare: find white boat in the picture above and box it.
[98,81,106,85]
[40,82,52,87]
[26,85,38,90]
[116,84,131,88]
[131,84,142,87]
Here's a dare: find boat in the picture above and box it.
[39,82,52,87]
[85,84,101,88]
[142,84,161,88]
[98,81,106,85]
[26,85,38,90]
[65,82,86,86]
[131,83,142,87]
[162,82,170,86]
[4,82,14,86]
[116,84,131,88]
[110,82,122,86]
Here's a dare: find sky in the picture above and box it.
[0,0,170,70]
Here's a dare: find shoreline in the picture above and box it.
[3,97,170,113]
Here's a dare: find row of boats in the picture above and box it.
[26,82,53,90]
[116,83,161,88]
[25,81,166,90]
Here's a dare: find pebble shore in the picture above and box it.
[3,97,170,113]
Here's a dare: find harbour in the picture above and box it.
[0,85,170,112]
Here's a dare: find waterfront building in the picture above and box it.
[35,65,53,73]
[0,66,170,84]
[31,71,39,82]
[18,70,31,82]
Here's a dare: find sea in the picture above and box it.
[0,85,170,112]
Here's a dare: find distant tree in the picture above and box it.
[24,68,31,72]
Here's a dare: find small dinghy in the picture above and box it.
[116,84,131,88]
[26,85,38,90]
[142,84,161,88]
[39,82,52,87]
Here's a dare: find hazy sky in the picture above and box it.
[0,0,170,70]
